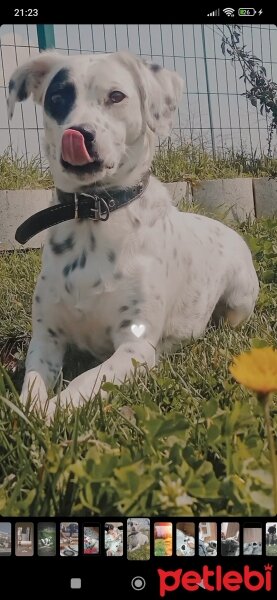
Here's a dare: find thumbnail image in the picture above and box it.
[60,522,79,557]
[221,522,240,556]
[176,522,195,556]
[83,525,100,555]
[266,523,277,557]
[243,525,262,555]
[154,522,173,556]
[15,523,34,557]
[37,523,56,556]
[105,522,123,556]
[0,522,11,556]
[199,522,217,556]
[127,518,150,560]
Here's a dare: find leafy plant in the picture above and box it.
[219,24,277,159]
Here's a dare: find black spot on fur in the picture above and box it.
[17,79,28,101]
[50,234,75,254]
[92,278,101,287]
[107,249,116,263]
[48,328,57,338]
[63,256,79,276]
[49,366,59,375]
[125,348,134,353]
[41,275,46,280]
[154,112,160,120]
[119,319,132,329]
[150,63,162,72]
[8,79,15,93]
[44,68,76,124]
[63,264,71,277]
[90,234,96,251]
[37,318,42,323]
[35,295,40,303]
[79,251,87,268]
[119,305,129,312]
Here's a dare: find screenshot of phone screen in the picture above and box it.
[0,9,276,596]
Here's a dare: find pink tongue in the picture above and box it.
[61,129,94,166]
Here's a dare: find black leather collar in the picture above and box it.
[15,172,150,245]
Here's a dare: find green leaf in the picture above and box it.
[251,338,269,349]
[207,424,221,443]
[203,399,218,418]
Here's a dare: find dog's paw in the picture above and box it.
[48,385,86,417]
[20,371,48,409]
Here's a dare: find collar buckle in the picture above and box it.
[78,193,110,221]
[74,194,79,219]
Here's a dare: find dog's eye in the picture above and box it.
[109,90,126,104]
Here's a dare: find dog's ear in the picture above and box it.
[140,58,184,136]
[7,51,65,119]
[117,51,184,137]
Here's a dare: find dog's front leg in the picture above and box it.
[20,330,65,409]
[50,338,156,416]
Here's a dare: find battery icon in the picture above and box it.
[238,8,256,15]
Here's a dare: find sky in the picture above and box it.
[0,23,276,160]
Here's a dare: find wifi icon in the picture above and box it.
[223,7,235,16]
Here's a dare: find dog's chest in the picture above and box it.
[41,222,139,355]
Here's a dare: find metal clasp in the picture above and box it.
[93,196,110,221]
[74,194,79,219]
[79,193,110,221]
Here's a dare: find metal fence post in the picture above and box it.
[201,24,216,158]
[37,25,55,51]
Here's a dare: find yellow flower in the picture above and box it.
[230,347,277,394]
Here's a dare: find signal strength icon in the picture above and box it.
[207,8,220,16]
[223,7,235,17]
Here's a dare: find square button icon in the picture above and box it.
[70,578,81,589]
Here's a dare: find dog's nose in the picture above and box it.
[69,124,96,156]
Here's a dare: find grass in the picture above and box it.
[0,144,276,190]
[266,545,277,557]
[0,145,276,517]
[0,207,276,517]
[127,541,150,560]
[0,149,53,190]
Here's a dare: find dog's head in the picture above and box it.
[128,520,141,533]
[7,51,183,192]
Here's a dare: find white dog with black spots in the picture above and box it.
[7,50,259,418]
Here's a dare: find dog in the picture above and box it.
[221,536,240,556]
[199,539,217,556]
[127,520,149,553]
[7,50,259,417]
[105,523,123,556]
[243,542,262,555]
[176,528,195,556]
[105,535,123,556]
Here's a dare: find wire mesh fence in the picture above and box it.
[0,23,276,162]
